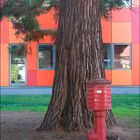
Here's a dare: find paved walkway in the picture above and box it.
[112,86,140,94]
[1,86,140,95]
[0,87,52,95]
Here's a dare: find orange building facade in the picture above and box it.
[0,0,140,87]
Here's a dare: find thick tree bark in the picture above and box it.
[39,0,116,131]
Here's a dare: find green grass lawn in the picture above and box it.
[111,94,139,126]
[0,95,51,112]
[1,94,139,124]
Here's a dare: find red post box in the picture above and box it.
[87,79,111,140]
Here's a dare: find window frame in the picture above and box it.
[37,44,56,70]
[103,43,132,70]
[112,43,132,70]
[9,43,27,86]
[103,43,113,70]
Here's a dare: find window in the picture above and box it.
[103,43,131,70]
[104,44,112,70]
[114,44,131,69]
[10,44,26,84]
[123,0,131,7]
[38,44,55,69]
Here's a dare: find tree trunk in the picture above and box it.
[39,0,116,131]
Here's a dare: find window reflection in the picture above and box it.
[114,44,131,69]
[104,44,112,70]
[10,45,26,84]
[38,45,54,69]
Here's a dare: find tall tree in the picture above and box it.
[1,0,129,131]
[38,0,127,131]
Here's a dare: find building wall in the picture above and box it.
[0,1,139,87]
[103,0,140,86]
[26,40,55,87]
[131,6,140,86]
[0,10,56,87]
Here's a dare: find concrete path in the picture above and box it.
[112,86,140,94]
[1,87,52,95]
[0,86,140,95]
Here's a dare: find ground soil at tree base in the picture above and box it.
[1,111,139,140]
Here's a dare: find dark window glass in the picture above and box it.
[38,45,54,69]
[114,44,131,69]
[104,44,112,70]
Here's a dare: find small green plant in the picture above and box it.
[11,64,18,83]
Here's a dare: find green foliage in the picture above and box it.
[0,0,47,18]
[99,0,130,19]
[0,0,52,41]
[14,16,39,33]
[11,64,18,82]
[9,44,27,58]
[0,0,129,42]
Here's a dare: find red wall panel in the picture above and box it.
[112,70,132,86]
[132,0,140,6]
[27,70,37,86]
[132,7,140,44]
[27,42,37,70]
[8,22,23,43]
[112,22,131,43]
[0,44,9,86]
[101,19,112,43]
[36,10,57,29]
[105,70,112,81]
[132,44,140,85]
[112,9,131,22]
[38,36,55,44]
[0,19,9,44]
[37,70,55,86]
